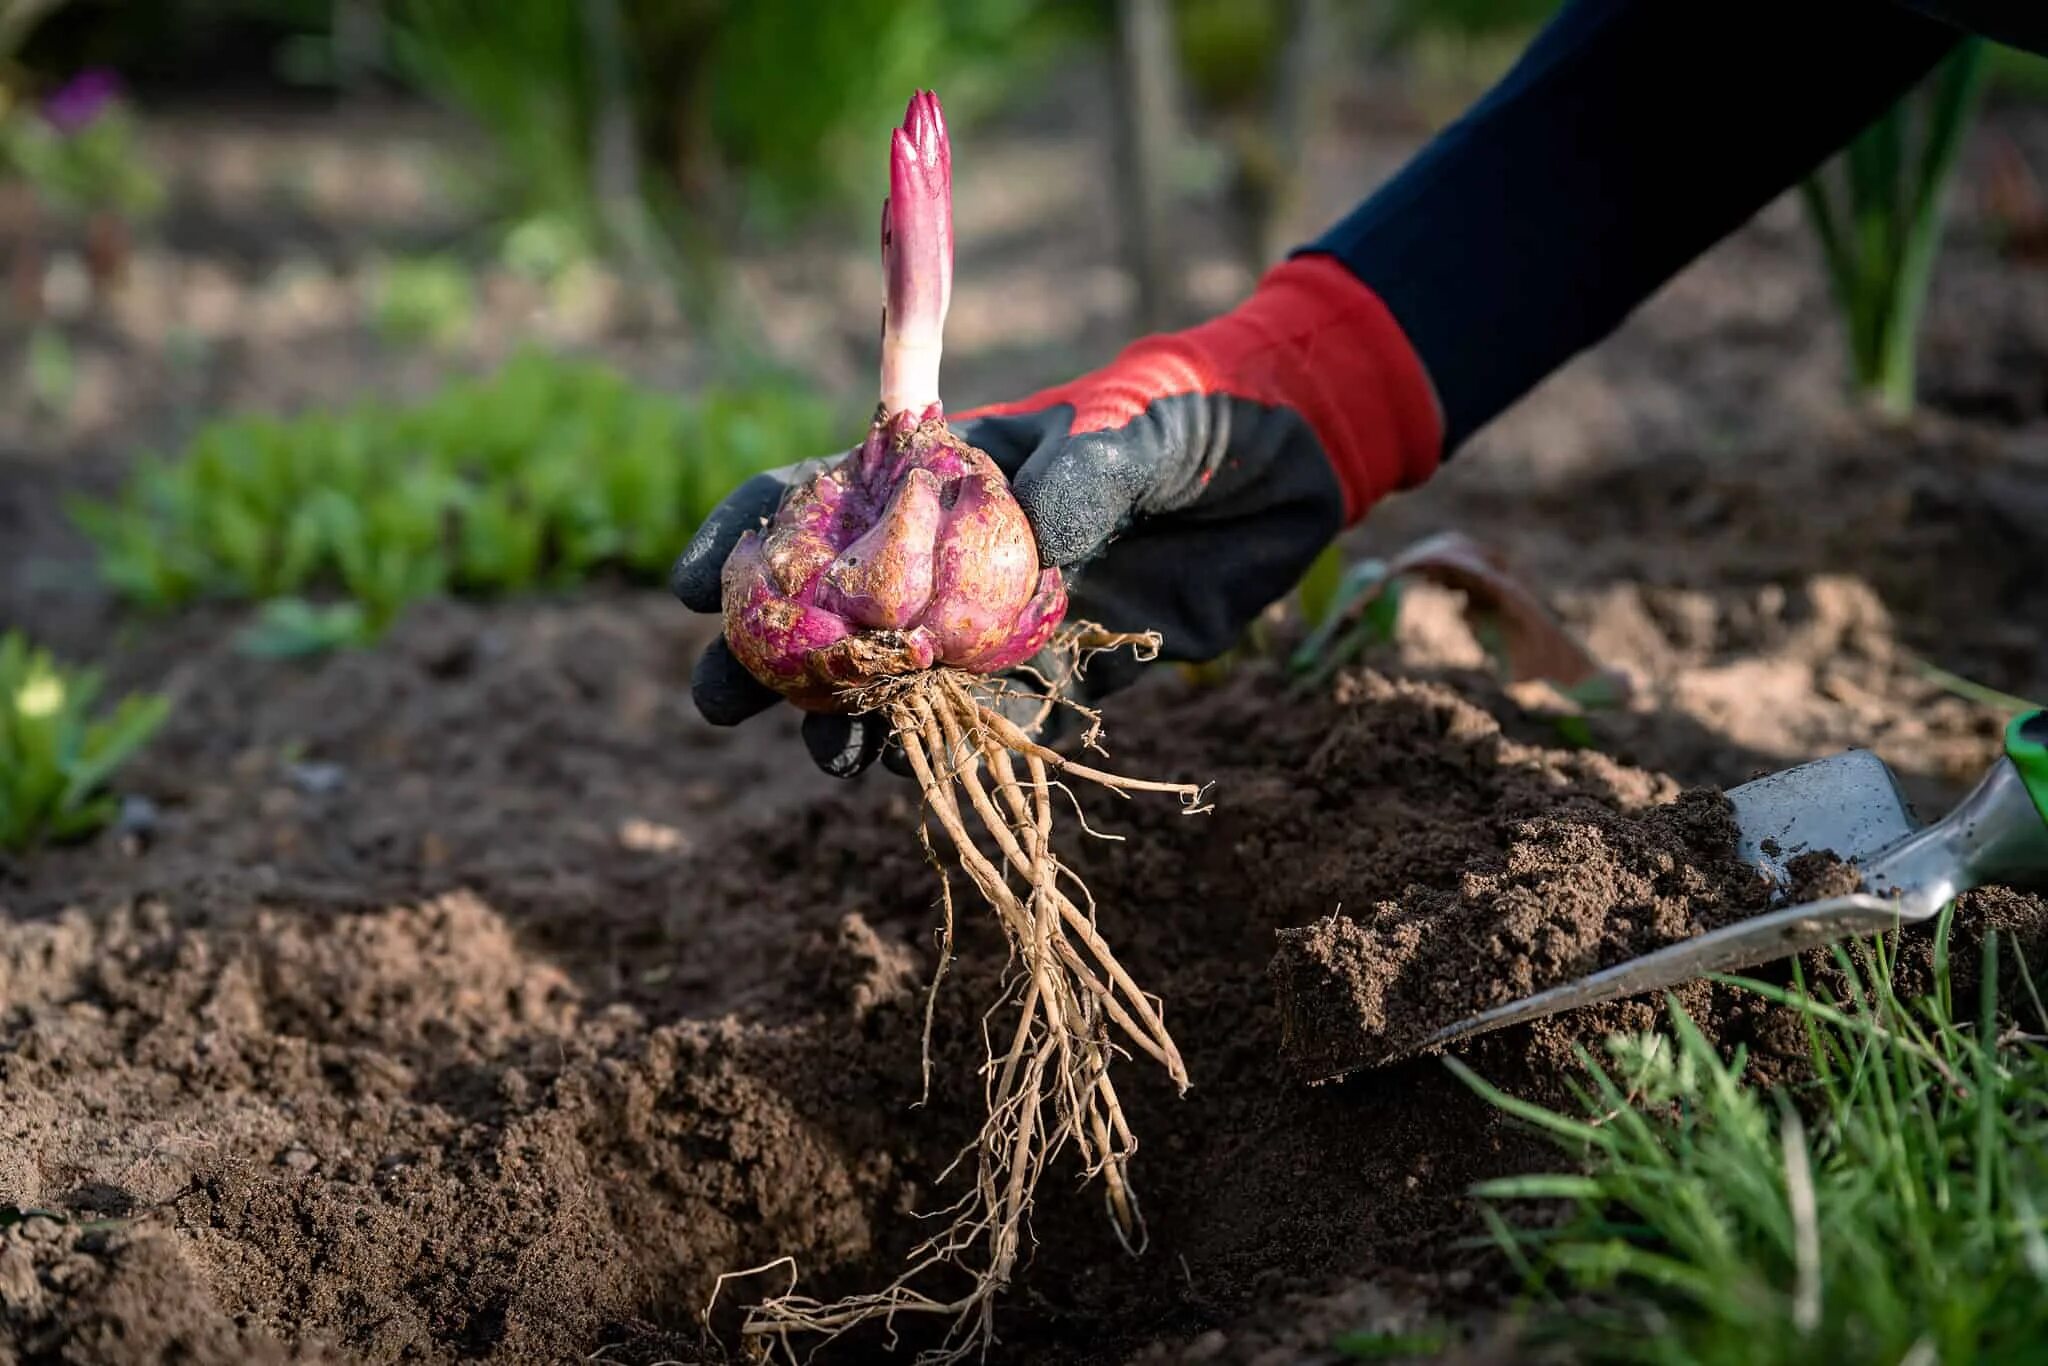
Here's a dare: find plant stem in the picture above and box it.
[1799,36,1988,417]
[881,92,952,416]
[1879,37,1990,417]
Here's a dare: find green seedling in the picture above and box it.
[373,255,478,347]
[500,213,591,283]
[1292,540,1347,634]
[1540,672,1630,751]
[73,350,847,650]
[1800,38,1989,418]
[1332,1327,1454,1361]
[1453,923,2048,1365]
[1290,555,1406,689]
[235,599,374,659]
[0,85,163,222]
[0,630,169,852]
[25,323,75,417]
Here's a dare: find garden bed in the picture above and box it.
[3,582,2044,1363]
[5,92,2048,1366]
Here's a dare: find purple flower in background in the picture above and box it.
[42,68,122,135]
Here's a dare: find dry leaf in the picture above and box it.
[1377,531,1631,704]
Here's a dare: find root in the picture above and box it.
[738,634,1205,1364]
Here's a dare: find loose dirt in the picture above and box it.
[1784,850,1865,903]
[5,623,2042,1364]
[1270,783,1767,1076]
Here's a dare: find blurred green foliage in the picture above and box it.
[385,2,615,260]
[1172,0,1561,112]
[498,213,588,284]
[1332,1328,1453,1361]
[1172,0,1283,113]
[24,322,74,414]
[1292,541,1347,636]
[12,1,1078,328]
[1381,0,1560,44]
[371,253,477,347]
[1801,38,1989,417]
[1989,44,2048,98]
[1377,0,1558,126]
[72,350,850,645]
[386,1,1071,268]
[0,630,168,852]
[235,598,372,658]
[0,82,160,220]
[706,0,1059,226]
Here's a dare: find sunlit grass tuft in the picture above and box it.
[1449,918,2048,1364]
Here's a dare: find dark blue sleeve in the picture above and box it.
[1304,0,1964,452]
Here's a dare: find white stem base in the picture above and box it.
[881,335,944,417]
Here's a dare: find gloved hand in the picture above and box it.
[670,254,1443,777]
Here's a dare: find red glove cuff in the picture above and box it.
[959,255,1443,524]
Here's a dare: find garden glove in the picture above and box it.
[672,254,1443,778]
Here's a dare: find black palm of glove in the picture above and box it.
[670,256,1444,778]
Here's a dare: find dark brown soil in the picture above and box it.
[1269,782,1768,1077]
[2,1214,314,1365]
[6,621,2040,1366]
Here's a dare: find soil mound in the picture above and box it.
[1271,786,1767,1076]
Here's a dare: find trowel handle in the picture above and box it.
[1864,711,2048,905]
[2010,710,2048,830]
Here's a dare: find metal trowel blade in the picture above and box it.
[1725,747,1919,894]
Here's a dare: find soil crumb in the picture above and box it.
[1269,787,1768,1076]
[1784,849,1864,903]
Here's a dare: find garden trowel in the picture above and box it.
[1410,709,2048,1055]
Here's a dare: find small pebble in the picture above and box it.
[618,818,685,854]
[286,762,347,796]
[43,253,92,318]
[115,794,159,837]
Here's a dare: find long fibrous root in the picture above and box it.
[735,633,1206,1364]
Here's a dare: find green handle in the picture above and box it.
[2009,709,2048,829]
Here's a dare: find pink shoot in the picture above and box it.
[880,90,953,418]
